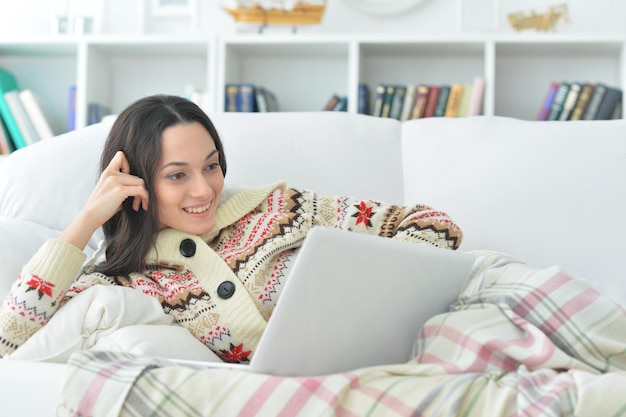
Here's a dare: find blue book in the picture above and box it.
[358,83,369,114]
[0,67,27,149]
[68,85,77,131]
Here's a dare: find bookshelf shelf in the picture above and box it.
[0,33,624,140]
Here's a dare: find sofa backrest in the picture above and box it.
[402,116,626,306]
[0,112,405,298]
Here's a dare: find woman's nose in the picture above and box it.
[189,172,213,197]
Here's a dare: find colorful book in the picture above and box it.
[569,83,595,121]
[582,83,608,120]
[536,82,560,120]
[410,85,430,119]
[457,84,473,117]
[0,117,13,154]
[358,83,369,115]
[19,89,54,139]
[224,84,240,112]
[423,85,441,118]
[594,86,622,120]
[546,82,571,121]
[239,83,257,112]
[467,76,485,116]
[372,84,386,117]
[68,85,77,131]
[444,84,464,117]
[399,84,416,122]
[4,90,40,146]
[0,67,27,149]
[331,96,348,111]
[434,85,451,117]
[380,85,396,118]
[558,82,582,121]
[389,85,406,120]
[323,94,340,111]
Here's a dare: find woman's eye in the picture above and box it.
[205,162,220,171]
[168,172,184,180]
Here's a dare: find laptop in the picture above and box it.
[176,226,475,376]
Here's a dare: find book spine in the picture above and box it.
[444,84,464,117]
[593,87,623,120]
[536,82,560,120]
[358,83,369,115]
[434,85,450,117]
[68,85,76,131]
[225,84,240,112]
[582,84,607,120]
[558,82,582,121]
[569,83,594,121]
[423,85,441,118]
[546,82,570,121]
[467,76,485,116]
[255,87,269,112]
[399,85,416,121]
[239,84,257,112]
[389,85,406,120]
[457,84,473,117]
[410,85,430,119]
[332,96,348,111]
[18,89,54,139]
[4,90,39,145]
[372,84,386,117]
[381,85,396,118]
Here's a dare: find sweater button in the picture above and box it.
[179,239,196,257]
[217,281,236,299]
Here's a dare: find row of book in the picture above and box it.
[0,67,55,155]
[224,83,279,112]
[370,77,485,120]
[537,81,622,121]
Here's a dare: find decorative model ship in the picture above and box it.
[222,1,326,26]
[508,3,570,32]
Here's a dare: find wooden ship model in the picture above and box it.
[222,1,326,27]
[508,3,570,32]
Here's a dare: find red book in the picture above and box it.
[422,85,441,118]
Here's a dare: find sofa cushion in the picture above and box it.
[401,116,626,306]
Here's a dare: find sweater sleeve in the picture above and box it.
[310,191,463,250]
[0,239,87,356]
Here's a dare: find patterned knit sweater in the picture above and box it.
[0,182,462,362]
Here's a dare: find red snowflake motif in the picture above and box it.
[221,343,252,363]
[352,201,374,228]
[25,275,55,299]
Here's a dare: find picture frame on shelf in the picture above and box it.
[150,0,197,17]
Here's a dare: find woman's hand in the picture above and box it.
[58,151,150,251]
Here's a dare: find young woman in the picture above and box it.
[0,94,463,362]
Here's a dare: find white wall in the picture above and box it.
[0,0,624,36]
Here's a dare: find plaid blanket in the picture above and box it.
[57,251,626,417]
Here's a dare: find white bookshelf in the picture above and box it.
[0,33,624,136]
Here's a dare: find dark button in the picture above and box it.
[179,238,196,257]
[217,281,236,299]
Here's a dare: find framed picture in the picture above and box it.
[151,0,197,17]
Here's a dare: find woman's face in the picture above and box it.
[154,121,224,235]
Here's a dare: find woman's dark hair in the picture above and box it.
[93,94,227,276]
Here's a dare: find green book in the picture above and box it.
[0,67,26,149]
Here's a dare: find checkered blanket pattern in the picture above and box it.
[57,251,626,417]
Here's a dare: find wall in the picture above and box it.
[1,0,625,37]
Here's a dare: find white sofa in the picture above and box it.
[0,112,625,416]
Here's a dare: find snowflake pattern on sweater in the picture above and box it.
[0,184,462,361]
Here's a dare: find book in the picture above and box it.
[423,85,441,118]
[68,85,77,131]
[593,86,622,120]
[536,82,560,120]
[582,83,608,120]
[255,87,269,112]
[380,85,396,118]
[467,76,485,116]
[18,89,54,139]
[410,85,430,119]
[399,84,416,121]
[4,90,40,146]
[239,83,257,112]
[546,82,571,121]
[569,83,595,121]
[372,84,386,117]
[0,117,13,154]
[444,84,464,117]
[0,67,27,149]
[323,94,340,111]
[457,84,473,117]
[225,84,240,112]
[434,85,451,117]
[358,83,369,115]
[88,103,111,125]
[264,88,279,112]
[558,82,582,121]
[389,85,406,120]
[332,96,348,111]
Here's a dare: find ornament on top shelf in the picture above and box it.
[507,3,570,32]
[221,0,326,33]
